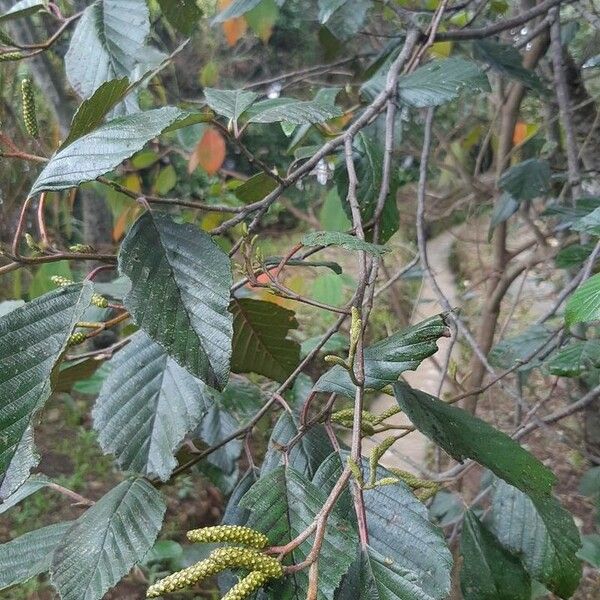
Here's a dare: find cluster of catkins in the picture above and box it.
[146,525,283,599]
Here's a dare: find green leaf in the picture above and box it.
[198,403,242,474]
[0,429,37,501]
[395,384,582,599]
[488,324,552,370]
[499,159,551,201]
[219,378,264,418]
[579,466,600,496]
[212,0,262,22]
[264,256,343,275]
[314,314,449,397]
[473,40,545,92]
[555,244,595,269]
[302,231,388,256]
[315,453,452,599]
[583,54,600,69]
[234,172,278,203]
[0,474,49,515]
[230,298,300,383]
[50,478,166,600]
[545,340,600,377]
[204,88,259,121]
[460,511,531,600]
[245,0,279,40]
[398,58,489,107]
[0,284,92,498]
[336,547,438,600]
[246,97,342,124]
[318,0,347,23]
[158,0,202,34]
[489,479,582,599]
[240,466,358,600]
[65,0,151,103]
[119,211,233,389]
[488,192,519,238]
[0,0,44,23]
[319,188,351,231]
[29,261,73,299]
[571,206,600,236]
[287,87,341,151]
[578,534,600,568]
[543,196,600,226]
[395,382,554,498]
[55,358,103,393]
[322,0,370,40]
[93,331,213,481]
[0,522,72,591]
[261,413,334,478]
[30,107,185,196]
[221,468,259,527]
[364,473,452,598]
[312,273,344,306]
[63,78,130,147]
[154,164,177,195]
[0,299,24,317]
[335,131,399,243]
[565,273,600,326]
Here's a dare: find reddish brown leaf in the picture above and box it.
[219,0,247,46]
[188,127,226,175]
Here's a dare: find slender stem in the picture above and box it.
[11,197,33,256]
[37,192,49,247]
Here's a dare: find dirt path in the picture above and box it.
[363,230,458,472]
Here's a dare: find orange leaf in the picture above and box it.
[513,121,528,146]
[219,0,247,46]
[189,127,226,175]
[113,206,141,242]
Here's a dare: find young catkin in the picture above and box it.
[210,546,283,579]
[51,275,74,287]
[187,525,269,549]
[91,293,109,308]
[221,570,269,600]
[68,332,87,346]
[0,51,23,62]
[146,558,222,598]
[21,77,38,138]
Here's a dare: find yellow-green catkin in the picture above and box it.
[91,293,109,308]
[68,332,87,346]
[69,243,94,253]
[51,275,74,287]
[0,51,23,62]
[146,557,222,598]
[222,570,269,600]
[187,525,269,549]
[210,546,283,579]
[21,77,38,138]
[24,233,41,253]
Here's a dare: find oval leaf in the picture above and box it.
[314,314,449,397]
[65,0,150,103]
[565,273,600,326]
[0,522,71,591]
[0,284,92,497]
[119,211,233,389]
[30,107,185,196]
[93,331,213,481]
[189,126,226,175]
[460,510,531,600]
[50,478,166,600]
[230,297,300,383]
